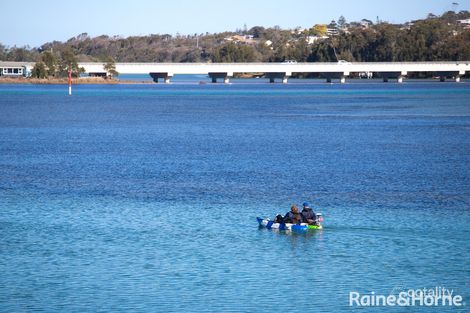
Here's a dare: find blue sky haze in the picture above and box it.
[1,0,469,47]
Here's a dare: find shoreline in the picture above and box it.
[0,77,153,85]
[0,76,467,85]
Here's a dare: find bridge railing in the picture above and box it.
[79,61,470,66]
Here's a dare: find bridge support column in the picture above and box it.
[209,72,232,84]
[323,72,348,83]
[266,72,291,84]
[150,72,173,83]
[380,71,407,83]
[378,71,408,83]
[434,71,462,83]
[378,71,408,84]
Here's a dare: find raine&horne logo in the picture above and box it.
[349,286,465,307]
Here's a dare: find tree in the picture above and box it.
[6,46,37,61]
[57,48,82,77]
[181,49,201,62]
[31,61,47,78]
[41,51,57,76]
[328,20,338,29]
[338,16,347,29]
[373,23,400,61]
[0,43,7,60]
[211,43,257,62]
[309,24,328,36]
[103,56,118,78]
[248,26,266,38]
[308,42,335,62]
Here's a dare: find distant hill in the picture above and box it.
[1,11,470,63]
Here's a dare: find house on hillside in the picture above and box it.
[458,19,470,29]
[360,19,373,29]
[401,22,414,30]
[293,27,306,35]
[327,20,339,36]
[224,35,257,45]
[306,35,329,45]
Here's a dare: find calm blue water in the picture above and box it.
[0,82,469,312]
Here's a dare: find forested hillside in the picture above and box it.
[2,11,470,63]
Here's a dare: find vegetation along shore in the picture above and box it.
[0,76,151,84]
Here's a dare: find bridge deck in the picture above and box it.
[79,62,470,75]
[1,61,468,82]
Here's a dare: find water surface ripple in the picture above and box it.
[0,82,469,312]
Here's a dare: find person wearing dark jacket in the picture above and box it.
[301,202,316,225]
[283,205,303,224]
[274,214,284,223]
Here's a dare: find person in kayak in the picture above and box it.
[301,202,316,225]
[283,205,303,224]
[274,214,284,223]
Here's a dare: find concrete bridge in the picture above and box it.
[2,61,468,83]
[78,61,470,83]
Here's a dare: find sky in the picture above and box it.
[1,0,470,47]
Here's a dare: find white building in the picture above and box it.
[458,19,470,29]
[0,62,33,77]
[306,35,329,45]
